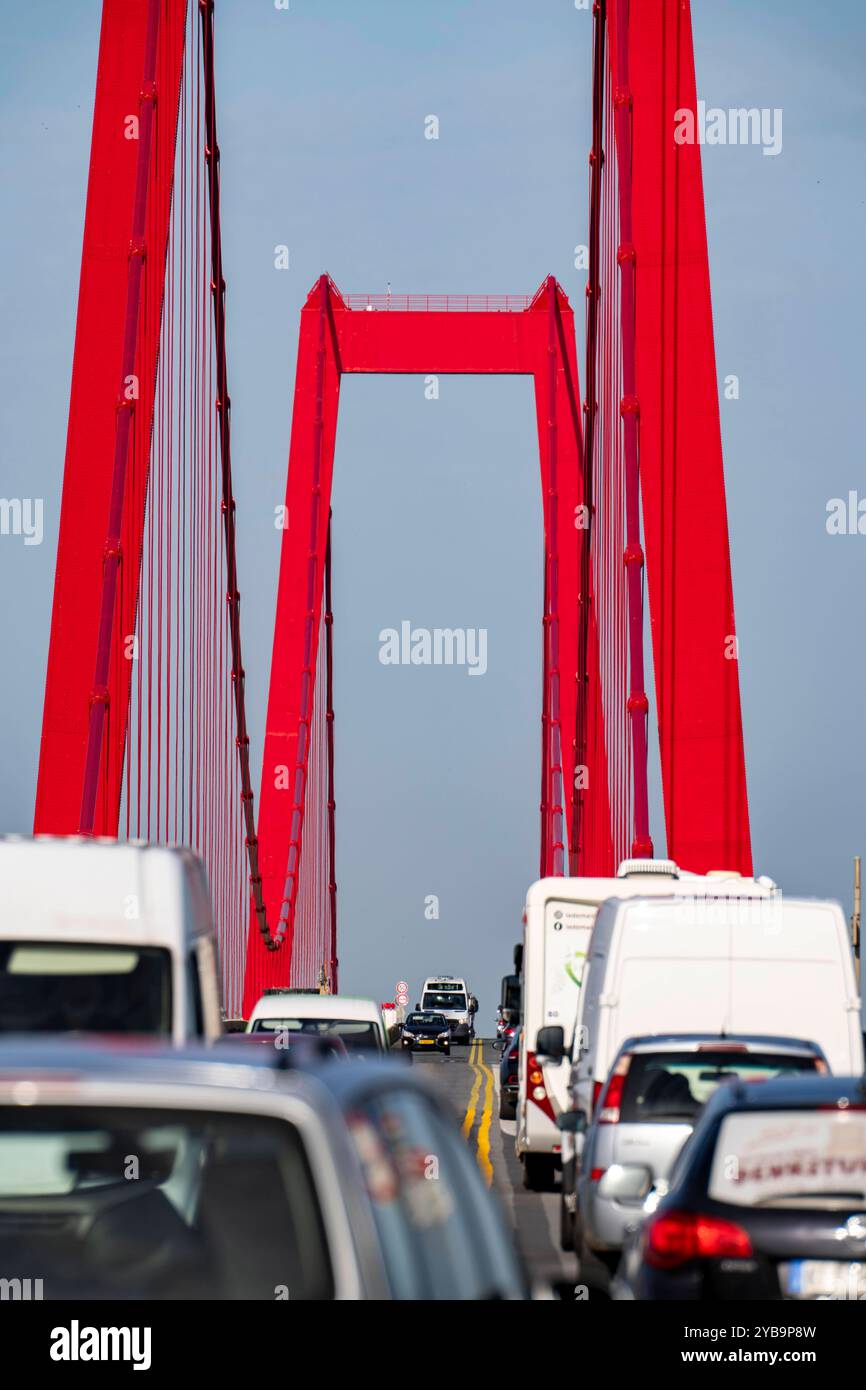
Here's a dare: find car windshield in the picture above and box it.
[708,1107,866,1209]
[0,1105,333,1299]
[618,1050,819,1123]
[407,1013,445,1027]
[0,942,172,1035]
[422,992,466,1011]
[250,1017,380,1051]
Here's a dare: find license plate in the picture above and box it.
[417,1039,434,1045]
[783,1260,866,1300]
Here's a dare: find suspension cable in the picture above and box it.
[198,0,275,946]
[574,0,607,872]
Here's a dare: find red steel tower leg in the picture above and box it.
[35,0,186,836]
[610,0,752,872]
[243,276,341,1007]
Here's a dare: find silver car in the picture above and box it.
[0,1038,529,1300]
[563,1033,826,1270]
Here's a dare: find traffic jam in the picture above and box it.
[0,836,864,1331]
[506,858,864,1306]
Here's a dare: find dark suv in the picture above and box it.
[613,1073,866,1301]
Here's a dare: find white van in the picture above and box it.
[570,893,864,1126]
[247,991,388,1054]
[418,976,476,1042]
[0,836,222,1042]
[516,860,778,1190]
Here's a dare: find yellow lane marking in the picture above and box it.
[461,1038,482,1139]
[475,1045,495,1187]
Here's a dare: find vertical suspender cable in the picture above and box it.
[199,0,273,947]
[575,0,607,873]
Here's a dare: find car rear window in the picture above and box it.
[708,1108,866,1209]
[251,1017,381,1051]
[0,1105,334,1299]
[618,1050,818,1124]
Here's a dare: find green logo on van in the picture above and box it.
[564,952,586,988]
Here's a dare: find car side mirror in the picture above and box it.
[414,1002,420,1010]
[469,996,478,1013]
[535,1025,565,1063]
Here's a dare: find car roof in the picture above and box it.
[250,993,382,1021]
[700,1072,866,1117]
[0,1036,432,1110]
[0,835,211,944]
[617,1033,824,1057]
[524,870,777,912]
[599,892,841,918]
[0,1036,304,1091]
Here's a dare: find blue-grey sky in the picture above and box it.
[1,0,865,1018]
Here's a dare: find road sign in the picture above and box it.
[396,980,408,994]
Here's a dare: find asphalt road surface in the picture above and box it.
[411,1036,588,1298]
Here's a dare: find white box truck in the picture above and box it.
[516,859,779,1190]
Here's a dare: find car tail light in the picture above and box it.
[589,1167,606,1182]
[592,1079,603,1115]
[598,1073,624,1124]
[643,1210,753,1270]
[598,1052,632,1124]
[526,1051,555,1121]
[696,1043,747,1053]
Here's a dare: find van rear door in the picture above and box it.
[607,905,731,1074]
[610,955,729,1059]
[729,901,862,1074]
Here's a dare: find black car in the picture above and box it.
[400,1012,451,1055]
[613,1073,866,1301]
